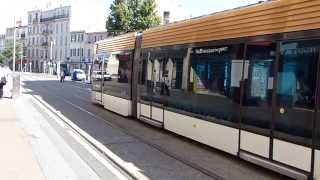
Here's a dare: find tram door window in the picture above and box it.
[138,57,148,101]
[242,42,276,133]
[91,60,105,92]
[275,40,319,145]
[139,57,155,102]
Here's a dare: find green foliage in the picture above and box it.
[0,41,22,64]
[0,53,5,64]
[138,0,161,30]
[106,1,133,35]
[106,0,161,35]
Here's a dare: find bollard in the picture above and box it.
[11,73,20,99]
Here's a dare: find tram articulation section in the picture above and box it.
[91,0,320,179]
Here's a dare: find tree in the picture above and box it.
[128,0,142,31]
[0,41,22,65]
[138,0,161,30]
[106,0,161,35]
[0,53,5,64]
[106,1,133,35]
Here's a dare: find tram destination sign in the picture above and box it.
[192,46,229,55]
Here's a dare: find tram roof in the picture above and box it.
[142,0,320,49]
[95,32,136,53]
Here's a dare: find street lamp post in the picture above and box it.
[13,19,16,72]
[20,44,23,73]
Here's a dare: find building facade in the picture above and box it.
[69,31,108,74]
[27,6,71,73]
[69,30,86,71]
[155,0,188,24]
[0,34,5,53]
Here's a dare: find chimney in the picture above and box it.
[163,11,170,25]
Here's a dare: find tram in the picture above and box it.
[92,0,320,179]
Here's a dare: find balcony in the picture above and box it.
[40,14,70,22]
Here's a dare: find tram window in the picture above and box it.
[103,52,132,99]
[185,45,242,124]
[163,58,183,90]
[139,49,188,103]
[275,40,319,143]
[242,42,276,131]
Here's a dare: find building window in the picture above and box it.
[81,48,84,57]
[60,23,63,33]
[60,36,63,46]
[87,49,91,57]
[77,48,80,56]
[28,14,32,24]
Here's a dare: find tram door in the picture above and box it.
[149,58,166,127]
[240,42,276,158]
[273,40,318,170]
[91,56,106,104]
[240,40,319,172]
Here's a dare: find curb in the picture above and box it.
[30,95,149,180]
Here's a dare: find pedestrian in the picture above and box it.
[0,75,6,99]
[60,70,65,83]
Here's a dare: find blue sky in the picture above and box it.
[0,0,263,34]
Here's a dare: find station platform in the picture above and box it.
[0,98,45,180]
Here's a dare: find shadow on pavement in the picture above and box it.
[22,79,292,180]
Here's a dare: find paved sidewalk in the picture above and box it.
[0,98,45,180]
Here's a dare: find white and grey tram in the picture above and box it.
[91,0,320,179]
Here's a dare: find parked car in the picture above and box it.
[93,71,112,81]
[71,69,86,81]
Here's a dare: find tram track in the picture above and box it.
[29,80,225,180]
